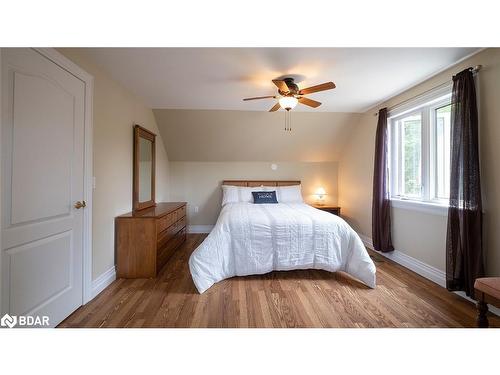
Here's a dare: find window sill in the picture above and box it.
[390,198,448,216]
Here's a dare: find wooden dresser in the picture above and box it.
[115,202,187,278]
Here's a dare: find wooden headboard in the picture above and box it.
[222,180,301,187]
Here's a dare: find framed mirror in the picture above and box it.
[133,124,156,211]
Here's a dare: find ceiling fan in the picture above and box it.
[243,77,336,112]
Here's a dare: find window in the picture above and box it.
[388,85,452,211]
[434,104,451,200]
[396,112,422,198]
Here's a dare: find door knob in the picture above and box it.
[74,200,86,209]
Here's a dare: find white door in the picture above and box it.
[1,48,86,327]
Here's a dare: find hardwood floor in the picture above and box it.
[59,234,500,328]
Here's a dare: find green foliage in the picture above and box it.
[403,119,421,195]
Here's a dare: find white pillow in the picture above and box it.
[221,185,271,206]
[221,185,239,206]
[237,186,257,203]
[222,185,301,205]
[277,185,303,203]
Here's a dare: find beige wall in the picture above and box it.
[153,109,360,162]
[57,47,500,280]
[170,161,338,225]
[58,49,170,279]
[157,109,350,227]
[339,48,500,275]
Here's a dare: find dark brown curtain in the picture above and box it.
[372,108,394,253]
[446,68,484,298]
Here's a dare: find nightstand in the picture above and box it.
[312,205,341,216]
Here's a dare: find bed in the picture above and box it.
[189,180,376,293]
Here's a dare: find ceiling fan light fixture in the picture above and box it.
[278,96,298,110]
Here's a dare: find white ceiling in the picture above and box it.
[78,48,479,113]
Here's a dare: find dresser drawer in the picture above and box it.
[156,212,174,233]
[157,227,187,272]
[158,215,186,247]
[156,205,185,233]
[176,215,186,232]
[172,227,186,249]
[176,205,186,219]
[157,226,173,249]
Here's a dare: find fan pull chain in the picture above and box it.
[284,110,292,132]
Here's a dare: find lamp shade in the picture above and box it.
[279,96,298,110]
[315,187,326,196]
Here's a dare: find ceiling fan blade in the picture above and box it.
[272,79,290,93]
[298,97,322,108]
[243,95,276,101]
[299,82,336,95]
[269,102,281,112]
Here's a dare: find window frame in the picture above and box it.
[429,99,453,204]
[390,109,425,199]
[387,83,452,215]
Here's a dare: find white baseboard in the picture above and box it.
[91,266,116,299]
[358,234,446,287]
[359,233,500,317]
[188,225,214,234]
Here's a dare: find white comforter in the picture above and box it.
[189,203,376,293]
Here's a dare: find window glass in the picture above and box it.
[401,114,422,197]
[435,104,451,199]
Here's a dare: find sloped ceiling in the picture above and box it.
[71,47,479,112]
[153,109,361,162]
[66,47,480,162]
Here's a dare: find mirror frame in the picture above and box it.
[133,124,156,211]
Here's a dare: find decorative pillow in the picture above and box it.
[252,191,278,204]
[277,185,303,203]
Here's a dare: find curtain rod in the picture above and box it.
[373,65,482,116]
